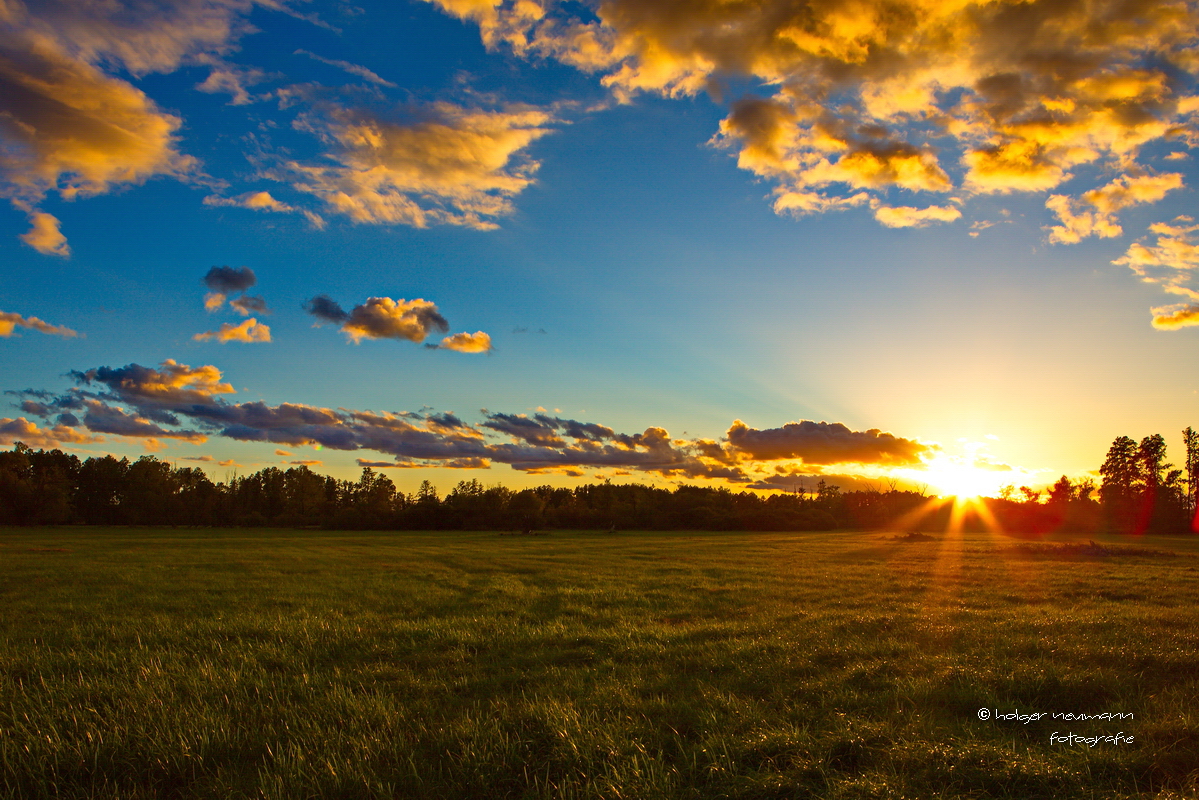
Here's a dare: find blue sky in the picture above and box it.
[3,0,1198,496]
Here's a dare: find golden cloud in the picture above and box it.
[1151,303,1199,329]
[343,297,447,344]
[0,417,101,448]
[1113,217,1199,327]
[72,359,236,406]
[279,102,556,230]
[192,318,271,343]
[437,331,493,353]
[0,309,78,337]
[433,0,1199,224]
[873,203,962,229]
[1047,173,1185,244]
[19,211,69,255]
[0,32,195,200]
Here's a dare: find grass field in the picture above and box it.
[2,526,1198,799]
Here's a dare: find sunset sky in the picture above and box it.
[2,0,1198,497]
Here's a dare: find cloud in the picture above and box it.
[81,399,206,442]
[303,295,349,324]
[0,310,78,338]
[275,101,556,229]
[306,295,450,344]
[193,318,271,343]
[1113,217,1199,326]
[27,359,952,486]
[289,459,322,466]
[295,49,396,87]
[229,295,269,316]
[19,211,70,256]
[0,417,101,448]
[725,420,930,465]
[1047,173,1185,244]
[1152,304,1199,329]
[71,359,236,409]
[432,0,1199,226]
[435,331,492,352]
[203,191,324,227]
[0,11,204,249]
[873,204,962,229]
[201,265,273,316]
[203,265,257,295]
[195,60,269,105]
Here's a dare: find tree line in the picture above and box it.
[1,428,1196,533]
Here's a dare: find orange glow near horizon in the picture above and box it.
[912,448,1036,500]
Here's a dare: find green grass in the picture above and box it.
[2,527,1198,799]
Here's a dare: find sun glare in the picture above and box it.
[920,454,1008,499]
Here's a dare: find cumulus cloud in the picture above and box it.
[201,265,273,316]
[1047,173,1185,244]
[274,101,556,230]
[303,294,349,324]
[0,417,101,448]
[431,0,1199,226]
[435,331,492,352]
[873,204,962,229]
[1151,304,1199,329]
[193,318,271,343]
[203,265,257,295]
[305,295,451,344]
[0,310,78,338]
[19,211,70,255]
[71,359,236,410]
[725,420,930,465]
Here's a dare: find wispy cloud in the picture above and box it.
[295,49,396,87]
[274,101,557,230]
[1114,216,1199,328]
[0,311,78,338]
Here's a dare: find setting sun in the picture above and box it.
[917,454,1013,499]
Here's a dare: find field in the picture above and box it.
[2,527,1198,799]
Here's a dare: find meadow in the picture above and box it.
[1,526,1198,799]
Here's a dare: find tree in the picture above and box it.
[1184,426,1199,527]
[1100,436,1142,532]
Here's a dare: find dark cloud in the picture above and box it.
[482,413,564,447]
[203,265,257,294]
[726,420,930,465]
[82,400,205,442]
[35,360,929,486]
[304,294,349,324]
[19,400,51,416]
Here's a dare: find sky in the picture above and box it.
[2,0,1198,498]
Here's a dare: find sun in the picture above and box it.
[920,454,1007,499]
